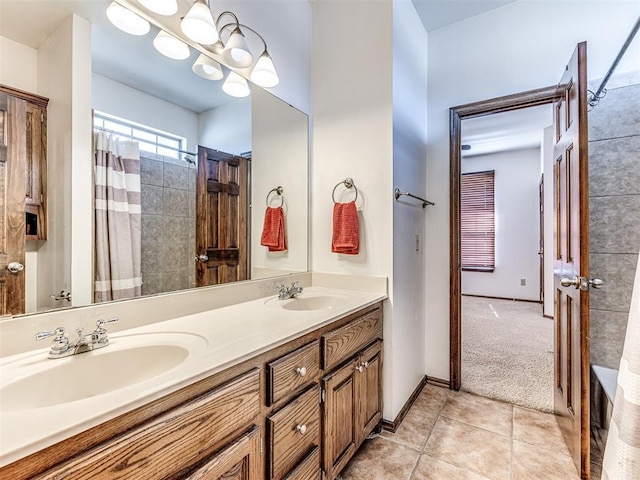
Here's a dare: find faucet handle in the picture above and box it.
[96,317,119,330]
[35,327,67,342]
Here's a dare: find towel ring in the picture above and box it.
[332,178,358,204]
[266,186,284,207]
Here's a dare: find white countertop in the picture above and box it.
[0,287,385,467]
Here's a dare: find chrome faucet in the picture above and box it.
[276,282,304,300]
[35,317,119,359]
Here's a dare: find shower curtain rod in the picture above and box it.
[589,15,640,108]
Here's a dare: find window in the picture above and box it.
[93,111,188,162]
[461,170,495,272]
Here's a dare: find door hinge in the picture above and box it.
[40,193,44,204]
[260,435,263,454]
[40,112,44,122]
[320,468,326,480]
[320,387,325,403]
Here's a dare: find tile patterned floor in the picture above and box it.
[340,385,580,480]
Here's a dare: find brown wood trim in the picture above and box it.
[426,376,450,389]
[449,86,557,392]
[544,314,554,320]
[380,375,427,433]
[0,84,49,108]
[462,294,542,304]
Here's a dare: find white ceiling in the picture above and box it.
[461,104,554,157]
[411,0,518,32]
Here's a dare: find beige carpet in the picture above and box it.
[461,295,554,412]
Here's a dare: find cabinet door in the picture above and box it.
[322,359,359,480]
[0,92,26,315]
[357,340,383,445]
[185,426,262,480]
[25,102,46,239]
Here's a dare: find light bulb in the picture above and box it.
[106,2,150,36]
[250,51,279,87]
[222,72,251,98]
[222,27,253,68]
[181,0,219,45]
[153,30,190,60]
[138,0,178,16]
[192,54,224,80]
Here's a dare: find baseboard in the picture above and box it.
[426,376,450,389]
[381,375,428,433]
[462,294,542,304]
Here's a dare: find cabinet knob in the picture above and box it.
[296,424,307,435]
[361,361,369,369]
[295,367,307,377]
[356,365,364,373]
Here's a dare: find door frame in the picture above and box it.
[449,85,558,390]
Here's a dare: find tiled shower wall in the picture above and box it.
[588,71,640,369]
[140,152,196,296]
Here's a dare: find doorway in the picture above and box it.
[458,104,554,412]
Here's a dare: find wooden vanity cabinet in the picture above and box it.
[1,302,383,480]
[24,100,47,240]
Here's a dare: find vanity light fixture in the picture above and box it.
[192,53,224,80]
[250,50,279,88]
[153,30,190,60]
[138,0,178,16]
[222,27,253,68]
[222,71,251,98]
[106,2,150,36]
[180,0,218,45]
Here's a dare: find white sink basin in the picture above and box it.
[266,292,353,311]
[0,332,207,411]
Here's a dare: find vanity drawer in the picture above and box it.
[268,386,320,480]
[36,369,260,480]
[267,340,320,405]
[322,309,382,370]
[283,446,320,480]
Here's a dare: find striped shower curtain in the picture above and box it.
[602,253,640,479]
[94,132,142,302]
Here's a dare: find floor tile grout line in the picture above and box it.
[438,412,513,439]
[510,405,515,480]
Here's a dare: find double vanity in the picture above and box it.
[0,281,386,480]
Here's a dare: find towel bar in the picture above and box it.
[394,188,434,208]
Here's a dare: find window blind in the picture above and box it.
[461,170,495,271]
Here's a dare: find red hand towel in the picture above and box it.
[332,201,359,255]
[261,207,287,252]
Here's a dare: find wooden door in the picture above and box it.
[184,426,262,479]
[0,92,26,316]
[552,42,590,479]
[357,340,383,445]
[196,146,249,286]
[322,359,359,480]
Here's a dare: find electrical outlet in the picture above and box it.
[520,278,526,286]
[415,234,420,252]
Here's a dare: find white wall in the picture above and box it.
[391,0,428,413]
[36,15,93,310]
[0,36,37,92]
[199,98,251,155]
[542,126,554,317]
[461,148,541,301]
[211,0,311,114]
[251,88,308,276]
[313,0,410,419]
[93,74,199,152]
[425,1,640,379]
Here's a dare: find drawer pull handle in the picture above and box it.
[296,424,307,435]
[296,367,307,377]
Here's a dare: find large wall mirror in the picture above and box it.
[0,0,309,318]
